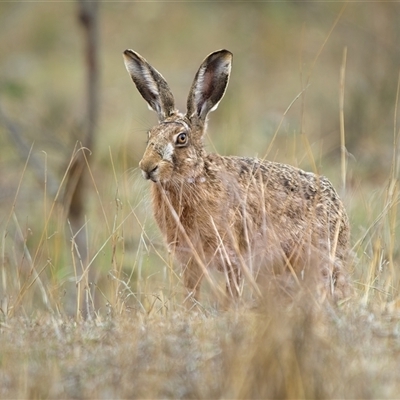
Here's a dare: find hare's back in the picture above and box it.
[209,155,346,226]
[217,156,334,197]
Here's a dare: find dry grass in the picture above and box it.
[1,126,400,399]
[1,292,400,398]
[1,2,400,399]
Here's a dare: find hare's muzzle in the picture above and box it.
[139,159,159,182]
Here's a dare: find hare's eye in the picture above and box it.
[175,132,188,146]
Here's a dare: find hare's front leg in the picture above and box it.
[182,258,203,305]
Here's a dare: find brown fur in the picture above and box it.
[123,49,351,303]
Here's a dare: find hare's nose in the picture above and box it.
[139,160,159,182]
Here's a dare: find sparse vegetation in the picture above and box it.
[1,2,400,399]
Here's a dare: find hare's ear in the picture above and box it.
[186,49,232,122]
[123,50,175,121]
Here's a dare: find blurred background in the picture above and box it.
[1,2,399,315]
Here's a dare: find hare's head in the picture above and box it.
[123,49,232,183]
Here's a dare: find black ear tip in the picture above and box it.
[214,49,233,59]
[123,49,140,62]
[206,49,233,66]
[221,49,233,56]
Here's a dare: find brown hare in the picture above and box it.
[123,49,351,304]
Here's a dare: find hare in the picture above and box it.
[123,49,351,304]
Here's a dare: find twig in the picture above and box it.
[339,46,347,193]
